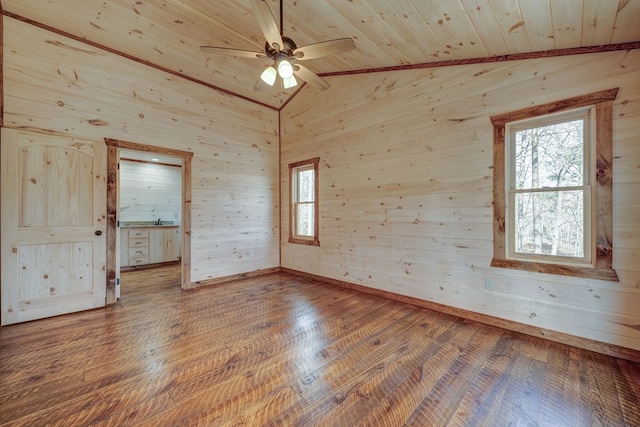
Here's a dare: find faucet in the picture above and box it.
[156,218,162,225]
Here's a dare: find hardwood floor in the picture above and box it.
[1,267,639,426]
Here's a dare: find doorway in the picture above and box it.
[105,138,193,304]
[118,148,182,297]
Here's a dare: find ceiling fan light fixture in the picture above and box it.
[260,66,277,86]
[277,60,294,79]
[282,76,298,89]
[283,75,297,89]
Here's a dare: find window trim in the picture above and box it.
[289,157,320,246]
[491,89,619,281]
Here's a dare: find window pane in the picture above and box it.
[514,190,584,257]
[297,169,315,202]
[296,203,314,236]
[514,119,584,190]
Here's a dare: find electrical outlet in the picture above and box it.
[485,278,494,291]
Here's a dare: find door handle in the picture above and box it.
[95,230,103,236]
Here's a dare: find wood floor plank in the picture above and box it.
[354,321,496,427]
[580,351,627,426]
[409,333,523,425]
[536,343,583,426]
[324,319,489,427]
[411,324,504,427]
[290,311,435,426]
[492,356,547,424]
[613,359,640,427]
[262,309,433,424]
[0,266,638,426]
[145,302,418,425]
[83,280,398,425]
[0,276,355,403]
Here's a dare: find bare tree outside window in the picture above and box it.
[296,168,315,237]
[511,118,587,259]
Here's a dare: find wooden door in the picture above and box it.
[1,129,107,325]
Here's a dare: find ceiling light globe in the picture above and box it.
[283,75,297,89]
[278,60,294,79]
[260,66,277,86]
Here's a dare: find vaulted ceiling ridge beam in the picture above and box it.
[318,41,640,78]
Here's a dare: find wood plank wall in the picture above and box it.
[3,16,280,282]
[119,160,182,223]
[280,50,640,351]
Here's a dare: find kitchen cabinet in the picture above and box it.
[149,228,179,264]
[123,228,149,267]
[121,226,179,267]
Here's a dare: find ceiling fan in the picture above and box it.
[200,0,355,91]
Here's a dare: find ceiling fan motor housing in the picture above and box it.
[265,36,297,59]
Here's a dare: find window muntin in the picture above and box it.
[289,158,319,245]
[506,109,593,266]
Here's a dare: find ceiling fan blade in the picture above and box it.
[200,46,266,59]
[250,0,284,50]
[293,38,355,61]
[294,64,330,90]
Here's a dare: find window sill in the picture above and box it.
[288,237,320,246]
[491,257,619,282]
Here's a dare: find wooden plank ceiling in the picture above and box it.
[3,0,639,109]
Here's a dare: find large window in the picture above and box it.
[289,158,319,246]
[508,108,591,263]
[491,89,618,281]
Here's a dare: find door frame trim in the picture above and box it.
[105,138,193,303]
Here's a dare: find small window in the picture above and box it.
[289,158,319,245]
[491,89,618,281]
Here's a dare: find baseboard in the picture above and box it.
[280,267,640,364]
[192,267,281,288]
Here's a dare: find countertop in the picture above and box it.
[120,221,179,228]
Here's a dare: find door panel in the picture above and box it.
[20,144,95,227]
[2,128,107,325]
